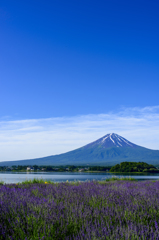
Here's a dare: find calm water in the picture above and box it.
[1,172,159,183]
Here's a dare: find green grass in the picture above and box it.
[19,178,54,184]
[0,177,137,186]
[18,177,137,185]
[104,176,136,181]
[0,180,4,185]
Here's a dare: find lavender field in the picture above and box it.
[1,180,159,240]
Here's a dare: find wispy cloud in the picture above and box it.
[0,106,159,161]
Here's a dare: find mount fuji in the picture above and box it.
[83,133,138,149]
[1,133,159,166]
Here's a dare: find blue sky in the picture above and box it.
[0,1,159,160]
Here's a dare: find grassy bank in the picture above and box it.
[18,176,136,185]
[0,179,159,239]
[0,176,136,186]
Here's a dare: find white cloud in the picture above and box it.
[0,106,159,161]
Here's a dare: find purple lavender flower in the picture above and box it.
[0,180,159,239]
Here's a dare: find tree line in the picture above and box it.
[110,162,159,173]
[0,165,111,172]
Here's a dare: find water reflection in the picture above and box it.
[1,172,159,184]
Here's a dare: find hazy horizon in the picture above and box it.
[0,106,159,162]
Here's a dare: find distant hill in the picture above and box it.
[0,133,159,166]
[110,161,159,173]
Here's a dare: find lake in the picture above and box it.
[1,172,159,183]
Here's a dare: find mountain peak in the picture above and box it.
[84,133,138,149]
[1,132,159,167]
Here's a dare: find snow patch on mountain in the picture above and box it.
[110,134,115,144]
[117,141,122,147]
[102,136,109,142]
[85,133,138,149]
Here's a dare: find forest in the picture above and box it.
[109,162,159,173]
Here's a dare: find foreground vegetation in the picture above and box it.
[1,179,159,239]
[110,161,159,173]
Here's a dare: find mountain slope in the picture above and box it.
[84,133,138,149]
[0,133,159,166]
